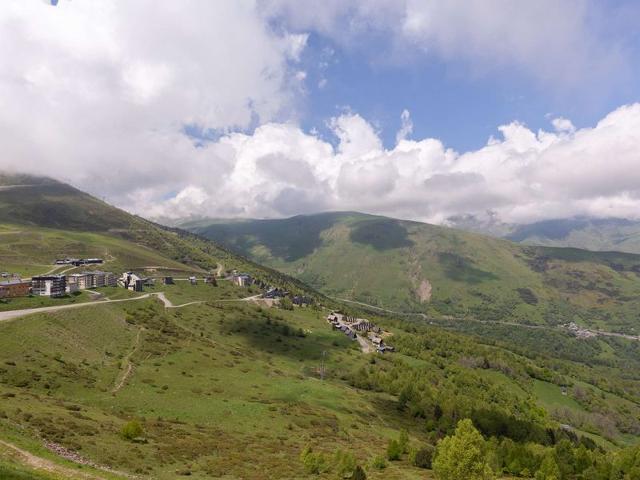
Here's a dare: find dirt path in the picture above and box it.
[0,439,110,479]
[112,327,144,394]
[0,293,156,323]
[153,292,205,309]
[356,334,374,353]
[0,290,249,324]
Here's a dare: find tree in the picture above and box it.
[120,420,143,441]
[300,446,328,475]
[433,419,494,480]
[413,445,435,469]
[535,453,561,480]
[398,429,410,454]
[280,297,294,310]
[333,449,356,479]
[352,465,367,480]
[387,439,402,461]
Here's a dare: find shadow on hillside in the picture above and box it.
[202,213,337,262]
[437,252,498,284]
[220,316,331,361]
[349,219,414,251]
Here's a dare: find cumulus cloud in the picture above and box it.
[0,0,305,196]
[263,0,628,90]
[134,103,640,224]
[1,1,640,226]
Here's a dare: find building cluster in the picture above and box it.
[326,312,394,353]
[564,322,598,339]
[230,272,253,287]
[119,272,154,292]
[55,257,104,266]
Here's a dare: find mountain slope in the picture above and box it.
[0,174,312,295]
[187,212,640,332]
[506,217,640,253]
[3,175,640,477]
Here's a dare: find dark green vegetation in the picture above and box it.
[449,214,640,255]
[506,217,640,254]
[186,212,640,333]
[2,174,640,478]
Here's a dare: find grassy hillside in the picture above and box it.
[187,212,640,333]
[0,174,315,297]
[2,281,640,478]
[2,174,640,478]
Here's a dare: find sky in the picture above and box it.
[1,0,640,225]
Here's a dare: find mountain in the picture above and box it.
[3,177,640,477]
[506,217,640,253]
[185,211,640,333]
[0,173,312,294]
[447,214,640,255]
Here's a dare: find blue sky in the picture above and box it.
[293,10,640,152]
[5,1,640,223]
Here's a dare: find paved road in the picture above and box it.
[0,294,156,322]
[0,291,263,323]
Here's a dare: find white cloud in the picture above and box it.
[133,103,640,224]
[0,0,304,196]
[396,109,413,143]
[263,0,628,90]
[1,1,640,227]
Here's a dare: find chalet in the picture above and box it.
[163,276,174,285]
[119,272,144,292]
[31,275,66,297]
[0,279,31,298]
[189,276,197,285]
[231,273,252,287]
[203,275,217,285]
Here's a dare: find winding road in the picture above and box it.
[0,291,264,323]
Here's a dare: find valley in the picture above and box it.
[2,176,640,479]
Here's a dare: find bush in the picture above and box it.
[413,445,435,469]
[333,449,356,478]
[352,465,367,480]
[300,446,328,475]
[398,429,410,454]
[433,419,494,480]
[120,420,143,441]
[280,297,294,310]
[387,439,402,461]
[370,455,387,470]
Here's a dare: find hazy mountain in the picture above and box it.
[184,211,640,332]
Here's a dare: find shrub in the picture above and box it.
[387,439,402,461]
[352,465,367,480]
[333,449,356,478]
[370,455,387,470]
[120,420,143,441]
[413,445,435,469]
[398,429,410,454]
[300,446,328,475]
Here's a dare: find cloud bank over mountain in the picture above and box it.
[1,1,639,224]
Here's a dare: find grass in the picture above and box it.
[0,291,93,312]
[191,212,640,333]
[0,298,436,478]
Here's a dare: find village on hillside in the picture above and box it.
[0,256,312,306]
[327,311,395,354]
